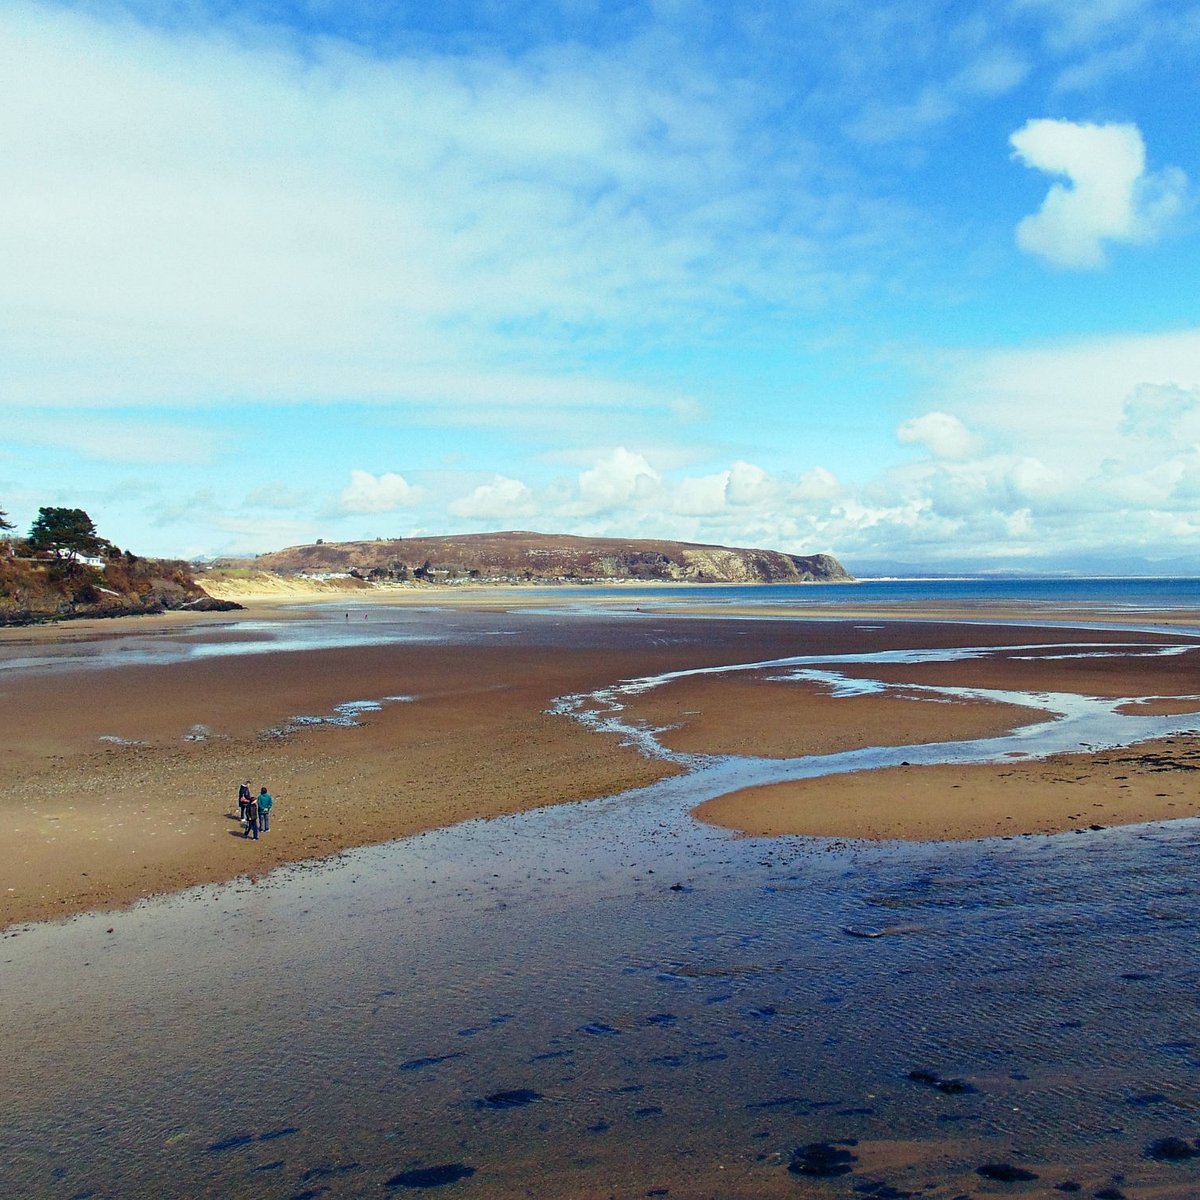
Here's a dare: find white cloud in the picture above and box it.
[791,467,842,502]
[726,460,775,506]
[671,460,775,516]
[448,475,537,520]
[339,470,422,514]
[896,411,982,459]
[1010,118,1187,268]
[576,448,662,514]
[671,472,730,517]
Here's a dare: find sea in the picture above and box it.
[548,574,1200,615]
[3,577,1200,1198]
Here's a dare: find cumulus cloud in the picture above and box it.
[448,475,537,520]
[576,448,662,513]
[896,411,982,459]
[339,470,421,514]
[1010,118,1187,268]
[791,467,842,502]
[671,461,775,516]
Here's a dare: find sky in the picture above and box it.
[2,0,1199,575]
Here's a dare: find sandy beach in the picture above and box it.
[2,590,1199,929]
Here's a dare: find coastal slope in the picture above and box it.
[0,552,239,625]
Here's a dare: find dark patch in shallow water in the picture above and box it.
[788,1142,858,1178]
[400,1053,465,1072]
[475,1088,543,1109]
[976,1162,1039,1181]
[385,1163,476,1189]
[301,1162,362,1180]
[1144,1135,1199,1160]
[206,1134,254,1153]
[907,1068,976,1095]
[579,1022,620,1036]
[746,1095,805,1109]
[259,1126,299,1142]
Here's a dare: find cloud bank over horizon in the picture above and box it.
[2,0,1199,574]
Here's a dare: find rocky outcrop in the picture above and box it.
[239,531,853,585]
[0,554,240,625]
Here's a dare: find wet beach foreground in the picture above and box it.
[3,592,1200,1197]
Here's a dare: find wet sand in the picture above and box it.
[2,597,1199,928]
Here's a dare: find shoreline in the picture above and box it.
[2,594,1198,930]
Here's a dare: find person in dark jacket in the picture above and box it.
[243,791,259,840]
[237,780,252,824]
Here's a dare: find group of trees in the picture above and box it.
[1,506,114,562]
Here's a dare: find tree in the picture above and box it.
[27,507,107,562]
[0,509,13,532]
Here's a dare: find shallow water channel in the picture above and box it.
[4,616,1200,1198]
[6,783,1200,1197]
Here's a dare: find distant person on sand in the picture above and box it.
[237,780,252,823]
[257,786,274,833]
[242,790,259,840]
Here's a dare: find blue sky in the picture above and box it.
[2,0,1199,573]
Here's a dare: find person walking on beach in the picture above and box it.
[257,786,274,833]
[243,790,260,840]
[237,780,252,824]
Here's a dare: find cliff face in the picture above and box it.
[246,532,853,585]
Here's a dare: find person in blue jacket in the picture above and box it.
[257,787,274,833]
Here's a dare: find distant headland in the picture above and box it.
[210,530,853,590]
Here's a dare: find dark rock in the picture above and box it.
[1094,1188,1126,1199]
[976,1162,1039,1181]
[1053,1184,1082,1193]
[1144,1136,1198,1160]
[788,1142,858,1178]
[907,1068,976,1094]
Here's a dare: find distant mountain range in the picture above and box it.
[233,531,853,585]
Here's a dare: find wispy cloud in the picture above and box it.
[0,2,889,413]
